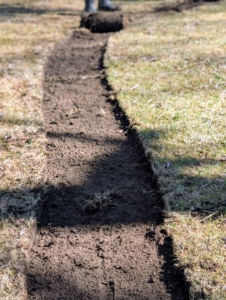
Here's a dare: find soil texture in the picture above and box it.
[26,30,189,299]
[80,12,128,33]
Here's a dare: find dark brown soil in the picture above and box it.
[26,30,189,299]
[80,12,129,33]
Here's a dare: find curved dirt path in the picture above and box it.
[26,30,189,300]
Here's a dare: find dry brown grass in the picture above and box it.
[105,1,226,298]
[0,0,81,298]
[83,190,118,213]
[1,0,225,298]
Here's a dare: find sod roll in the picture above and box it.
[80,12,129,33]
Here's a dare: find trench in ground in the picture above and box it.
[26,29,189,300]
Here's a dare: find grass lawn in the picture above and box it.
[105,1,226,298]
[0,1,81,298]
[0,0,226,299]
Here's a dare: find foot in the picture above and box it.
[84,0,97,13]
[84,7,97,13]
[98,3,120,11]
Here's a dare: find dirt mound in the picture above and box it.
[80,11,129,33]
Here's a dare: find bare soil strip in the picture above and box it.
[26,30,188,299]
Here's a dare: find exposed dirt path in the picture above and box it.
[26,30,189,299]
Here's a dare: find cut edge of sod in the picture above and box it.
[105,1,226,299]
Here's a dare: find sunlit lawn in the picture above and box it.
[0,1,81,298]
[106,1,226,298]
[1,0,226,298]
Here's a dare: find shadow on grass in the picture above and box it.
[0,3,81,18]
[153,0,219,13]
[0,116,43,127]
[138,128,226,213]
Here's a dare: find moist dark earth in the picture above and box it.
[26,29,189,299]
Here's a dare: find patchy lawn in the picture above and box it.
[105,1,226,298]
[1,0,226,298]
[0,0,81,298]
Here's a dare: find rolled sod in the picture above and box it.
[80,12,129,33]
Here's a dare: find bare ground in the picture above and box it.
[26,29,189,300]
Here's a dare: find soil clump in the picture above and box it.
[26,30,189,299]
[80,12,129,33]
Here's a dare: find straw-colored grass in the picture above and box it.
[105,1,226,298]
[1,0,226,298]
[0,0,81,298]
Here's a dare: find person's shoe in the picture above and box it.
[98,0,120,11]
[84,0,97,12]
